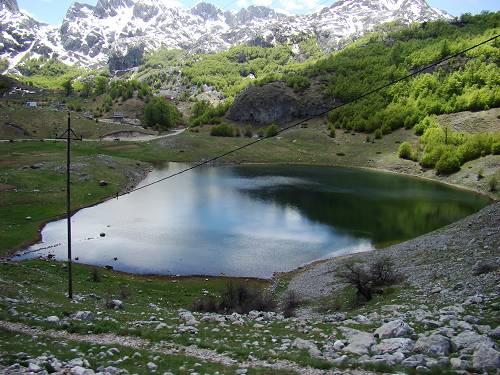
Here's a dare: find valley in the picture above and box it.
[0,1,499,374]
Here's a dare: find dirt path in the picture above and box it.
[0,128,186,143]
[0,320,379,375]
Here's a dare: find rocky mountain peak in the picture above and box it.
[0,0,18,13]
[190,2,222,21]
[0,0,452,71]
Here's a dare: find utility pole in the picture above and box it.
[58,112,82,299]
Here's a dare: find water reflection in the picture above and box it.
[20,163,490,277]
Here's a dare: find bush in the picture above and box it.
[265,124,279,138]
[192,282,275,314]
[435,151,461,174]
[492,142,500,155]
[329,128,336,138]
[398,142,413,160]
[143,97,181,130]
[488,175,498,192]
[210,124,235,137]
[374,129,382,139]
[244,125,253,138]
[336,256,403,303]
[282,291,301,318]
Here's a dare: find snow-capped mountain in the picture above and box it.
[0,0,451,72]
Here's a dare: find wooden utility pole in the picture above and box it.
[58,112,82,299]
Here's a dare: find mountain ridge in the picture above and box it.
[0,0,451,72]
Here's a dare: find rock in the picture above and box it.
[46,315,60,323]
[146,362,157,371]
[341,328,375,355]
[293,338,318,352]
[372,338,414,355]
[106,299,123,310]
[71,311,94,321]
[155,322,167,330]
[179,310,198,325]
[28,363,42,372]
[452,330,495,353]
[71,366,95,375]
[472,344,500,372]
[374,319,414,339]
[100,232,106,237]
[333,340,345,350]
[402,354,427,368]
[177,324,199,334]
[414,334,452,356]
[99,180,108,186]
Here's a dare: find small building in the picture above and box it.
[113,112,124,123]
[25,101,38,108]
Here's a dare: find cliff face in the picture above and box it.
[227,82,337,125]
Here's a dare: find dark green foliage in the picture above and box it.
[265,124,279,138]
[192,282,275,314]
[398,142,413,159]
[319,13,500,134]
[62,78,73,97]
[284,75,311,92]
[488,176,498,192]
[190,101,229,126]
[143,97,181,130]
[329,128,336,138]
[492,142,500,154]
[374,129,382,139]
[210,124,236,137]
[244,125,253,138]
[435,151,461,174]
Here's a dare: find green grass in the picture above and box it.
[0,103,154,140]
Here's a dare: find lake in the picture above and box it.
[20,163,491,278]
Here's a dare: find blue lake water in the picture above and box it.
[20,163,490,278]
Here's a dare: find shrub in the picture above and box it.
[192,282,275,314]
[284,75,311,92]
[90,267,101,282]
[143,97,181,130]
[282,291,301,318]
[265,124,279,138]
[488,175,498,192]
[492,142,500,155]
[244,125,253,138]
[374,129,382,139]
[414,115,438,135]
[398,142,413,160]
[336,256,403,303]
[329,128,336,138]
[210,124,235,137]
[435,151,461,174]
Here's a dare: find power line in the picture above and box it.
[120,33,499,198]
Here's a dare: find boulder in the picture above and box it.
[374,319,414,339]
[179,310,198,325]
[70,366,95,375]
[413,334,452,356]
[452,330,495,353]
[293,338,318,352]
[372,338,414,355]
[46,315,60,323]
[341,328,375,355]
[106,299,123,310]
[71,311,94,321]
[472,344,500,372]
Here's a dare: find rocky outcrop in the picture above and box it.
[227,81,336,125]
[0,0,17,12]
[108,44,145,73]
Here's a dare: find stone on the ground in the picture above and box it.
[179,310,199,325]
[341,328,375,355]
[452,330,495,353]
[374,319,414,339]
[472,344,500,372]
[46,315,60,323]
[372,338,414,355]
[71,311,94,321]
[413,334,452,356]
[147,362,157,371]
